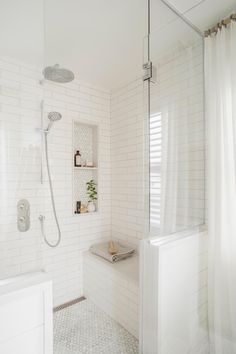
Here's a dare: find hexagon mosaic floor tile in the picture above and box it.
[54,299,139,354]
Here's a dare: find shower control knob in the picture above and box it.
[17,199,30,232]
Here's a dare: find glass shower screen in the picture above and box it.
[0,0,45,279]
[147,0,205,236]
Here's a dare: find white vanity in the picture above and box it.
[0,271,53,354]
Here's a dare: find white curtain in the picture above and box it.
[205,21,236,354]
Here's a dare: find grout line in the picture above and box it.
[53,296,86,312]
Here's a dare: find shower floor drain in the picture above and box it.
[54,296,86,312]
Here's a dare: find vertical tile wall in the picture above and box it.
[110,39,205,245]
[0,57,111,306]
[110,79,149,248]
[0,41,205,305]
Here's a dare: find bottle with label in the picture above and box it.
[74,150,82,167]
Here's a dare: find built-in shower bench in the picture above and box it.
[83,251,139,338]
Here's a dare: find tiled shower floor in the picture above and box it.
[54,299,139,354]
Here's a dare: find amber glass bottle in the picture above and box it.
[74,150,81,167]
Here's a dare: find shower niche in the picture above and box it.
[73,120,99,215]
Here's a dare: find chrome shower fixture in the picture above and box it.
[43,64,75,83]
[39,108,62,248]
[45,111,62,132]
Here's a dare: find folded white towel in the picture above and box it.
[90,241,135,263]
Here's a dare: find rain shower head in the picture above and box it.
[46,111,62,132]
[43,64,74,83]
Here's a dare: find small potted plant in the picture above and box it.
[86,179,97,212]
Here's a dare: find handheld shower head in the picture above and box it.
[46,112,62,132]
[41,110,62,248]
[48,111,62,122]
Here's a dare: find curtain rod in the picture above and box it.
[204,13,236,37]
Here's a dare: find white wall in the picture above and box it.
[0,40,205,306]
[84,252,139,338]
[140,228,209,354]
[110,79,149,248]
[0,57,111,306]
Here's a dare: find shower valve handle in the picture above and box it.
[17,199,30,232]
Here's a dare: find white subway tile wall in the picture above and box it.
[84,252,139,338]
[0,44,205,308]
[0,57,111,306]
[111,79,149,248]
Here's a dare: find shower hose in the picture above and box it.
[39,132,61,247]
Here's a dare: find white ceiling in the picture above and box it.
[183,0,236,30]
[0,0,236,90]
[167,0,236,30]
[44,0,147,90]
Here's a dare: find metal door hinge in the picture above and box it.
[143,61,152,81]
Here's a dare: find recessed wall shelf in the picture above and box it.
[73,120,99,216]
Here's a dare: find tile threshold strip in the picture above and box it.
[53,296,86,312]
